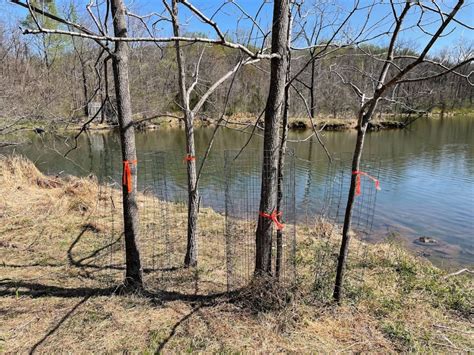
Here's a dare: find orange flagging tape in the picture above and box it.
[183,155,196,163]
[352,170,381,196]
[123,160,137,193]
[259,210,284,230]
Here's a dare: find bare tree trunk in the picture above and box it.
[255,0,290,276]
[41,34,50,69]
[184,113,198,267]
[332,2,412,302]
[80,61,88,117]
[170,0,198,267]
[100,58,110,124]
[276,9,292,280]
[333,112,368,301]
[310,52,316,119]
[70,34,89,118]
[332,0,464,302]
[303,139,314,226]
[110,0,143,289]
[275,84,289,280]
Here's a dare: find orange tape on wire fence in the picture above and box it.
[352,170,381,196]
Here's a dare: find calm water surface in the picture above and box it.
[4,117,473,266]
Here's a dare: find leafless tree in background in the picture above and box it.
[4,1,472,125]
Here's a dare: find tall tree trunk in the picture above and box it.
[255,0,290,276]
[332,0,426,301]
[333,111,368,301]
[80,60,88,117]
[71,34,89,118]
[100,58,110,124]
[310,52,316,119]
[184,113,198,267]
[170,0,198,267]
[110,0,143,288]
[303,138,313,226]
[276,9,292,280]
[41,34,50,69]
[275,83,289,280]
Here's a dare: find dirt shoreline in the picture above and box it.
[5,110,472,135]
[66,111,472,133]
[71,115,408,132]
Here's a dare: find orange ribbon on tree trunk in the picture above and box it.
[183,155,196,163]
[259,210,284,230]
[352,170,381,196]
[123,160,137,193]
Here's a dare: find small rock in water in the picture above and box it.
[418,236,437,244]
[418,250,431,257]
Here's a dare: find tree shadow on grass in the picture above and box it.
[0,279,236,303]
[67,225,183,274]
[2,225,181,274]
[2,225,226,301]
[154,305,203,354]
[28,296,90,354]
[0,278,236,353]
[152,295,234,353]
[0,276,242,352]
[67,225,122,268]
[1,225,239,353]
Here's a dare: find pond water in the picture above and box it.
[3,116,473,267]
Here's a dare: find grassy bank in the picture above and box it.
[0,156,472,352]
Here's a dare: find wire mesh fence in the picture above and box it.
[224,149,297,291]
[312,155,382,301]
[92,150,230,293]
[321,156,380,236]
[83,148,381,299]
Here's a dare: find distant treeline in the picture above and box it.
[1,23,472,123]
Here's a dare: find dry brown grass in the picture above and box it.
[1,155,473,353]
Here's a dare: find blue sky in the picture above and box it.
[2,0,473,54]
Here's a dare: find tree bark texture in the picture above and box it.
[184,112,199,267]
[171,0,198,267]
[276,8,292,280]
[255,0,290,275]
[110,0,143,288]
[275,83,289,280]
[310,53,316,119]
[333,112,368,301]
